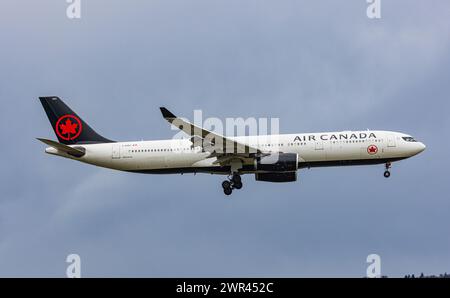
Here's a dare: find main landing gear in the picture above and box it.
[384,162,391,178]
[222,174,242,196]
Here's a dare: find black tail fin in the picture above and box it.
[39,96,114,145]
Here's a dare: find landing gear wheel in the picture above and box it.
[223,187,232,196]
[222,180,231,189]
[222,174,242,194]
[231,174,241,184]
[384,162,392,178]
[233,181,243,189]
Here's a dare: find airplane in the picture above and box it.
[38,96,426,195]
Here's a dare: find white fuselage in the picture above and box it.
[45,130,426,175]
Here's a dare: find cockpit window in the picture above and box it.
[402,137,417,142]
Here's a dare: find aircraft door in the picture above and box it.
[112,144,121,159]
[387,134,396,147]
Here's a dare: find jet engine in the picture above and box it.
[254,153,298,182]
[255,153,298,172]
[255,172,297,182]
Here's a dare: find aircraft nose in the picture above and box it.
[417,142,426,154]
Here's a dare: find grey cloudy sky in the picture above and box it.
[0,0,449,277]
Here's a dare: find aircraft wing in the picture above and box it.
[160,107,262,158]
[37,138,86,157]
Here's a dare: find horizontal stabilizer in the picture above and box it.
[37,138,86,157]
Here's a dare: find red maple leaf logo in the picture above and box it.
[55,115,82,141]
[60,119,78,135]
[368,145,378,154]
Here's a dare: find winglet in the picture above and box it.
[160,107,176,119]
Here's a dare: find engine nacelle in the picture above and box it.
[255,153,298,172]
[255,172,297,182]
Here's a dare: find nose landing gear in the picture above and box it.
[222,174,243,195]
[384,162,391,178]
